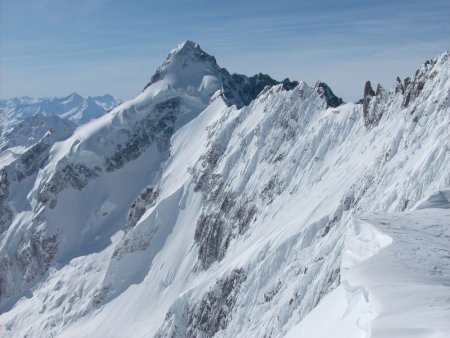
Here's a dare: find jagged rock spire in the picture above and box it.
[314,81,344,108]
[394,76,404,94]
[362,81,386,127]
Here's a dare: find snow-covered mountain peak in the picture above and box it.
[90,94,118,108]
[173,40,208,57]
[59,92,84,107]
[142,41,300,108]
[64,92,83,100]
[143,41,223,96]
[160,40,218,70]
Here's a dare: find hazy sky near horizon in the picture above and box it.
[1,0,450,101]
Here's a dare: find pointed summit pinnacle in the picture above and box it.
[143,41,219,91]
[175,40,200,52]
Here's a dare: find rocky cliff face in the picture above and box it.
[361,81,386,127]
[314,81,344,108]
[0,43,449,338]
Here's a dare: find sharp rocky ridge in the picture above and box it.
[0,41,449,338]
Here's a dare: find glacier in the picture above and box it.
[0,41,449,338]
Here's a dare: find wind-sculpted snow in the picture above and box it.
[0,43,449,338]
[286,192,450,337]
[125,49,448,337]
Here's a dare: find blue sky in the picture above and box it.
[1,0,449,101]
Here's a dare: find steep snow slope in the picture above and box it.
[0,93,119,129]
[0,43,449,337]
[0,41,300,313]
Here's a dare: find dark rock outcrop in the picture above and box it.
[37,163,102,209]
[0,169,12,235]
[314,82,344,108]
[362,81,386,127]
[14,137,51,182]
[1,228,58,301]
[191,125,258,269]
[156,268,247,338]
[186,268,246,338]
[401,59,437,108]
[394,76,404,94]
[126,186,159,229]
[224,73,298,108]
[105,97,179,172]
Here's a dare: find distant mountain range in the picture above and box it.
[0,93,120,127]
[0,93,120,165]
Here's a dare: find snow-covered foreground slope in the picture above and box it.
[0,42,449,337]
[287,190,450,338]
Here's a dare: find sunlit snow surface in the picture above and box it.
[0,43,449,337]
[288,194,450,338]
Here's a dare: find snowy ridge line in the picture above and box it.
[343,216,394,275]
[287,194,450,337]
[341,216,394,336]
[344,196,450,338]
[283,213,388,338]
